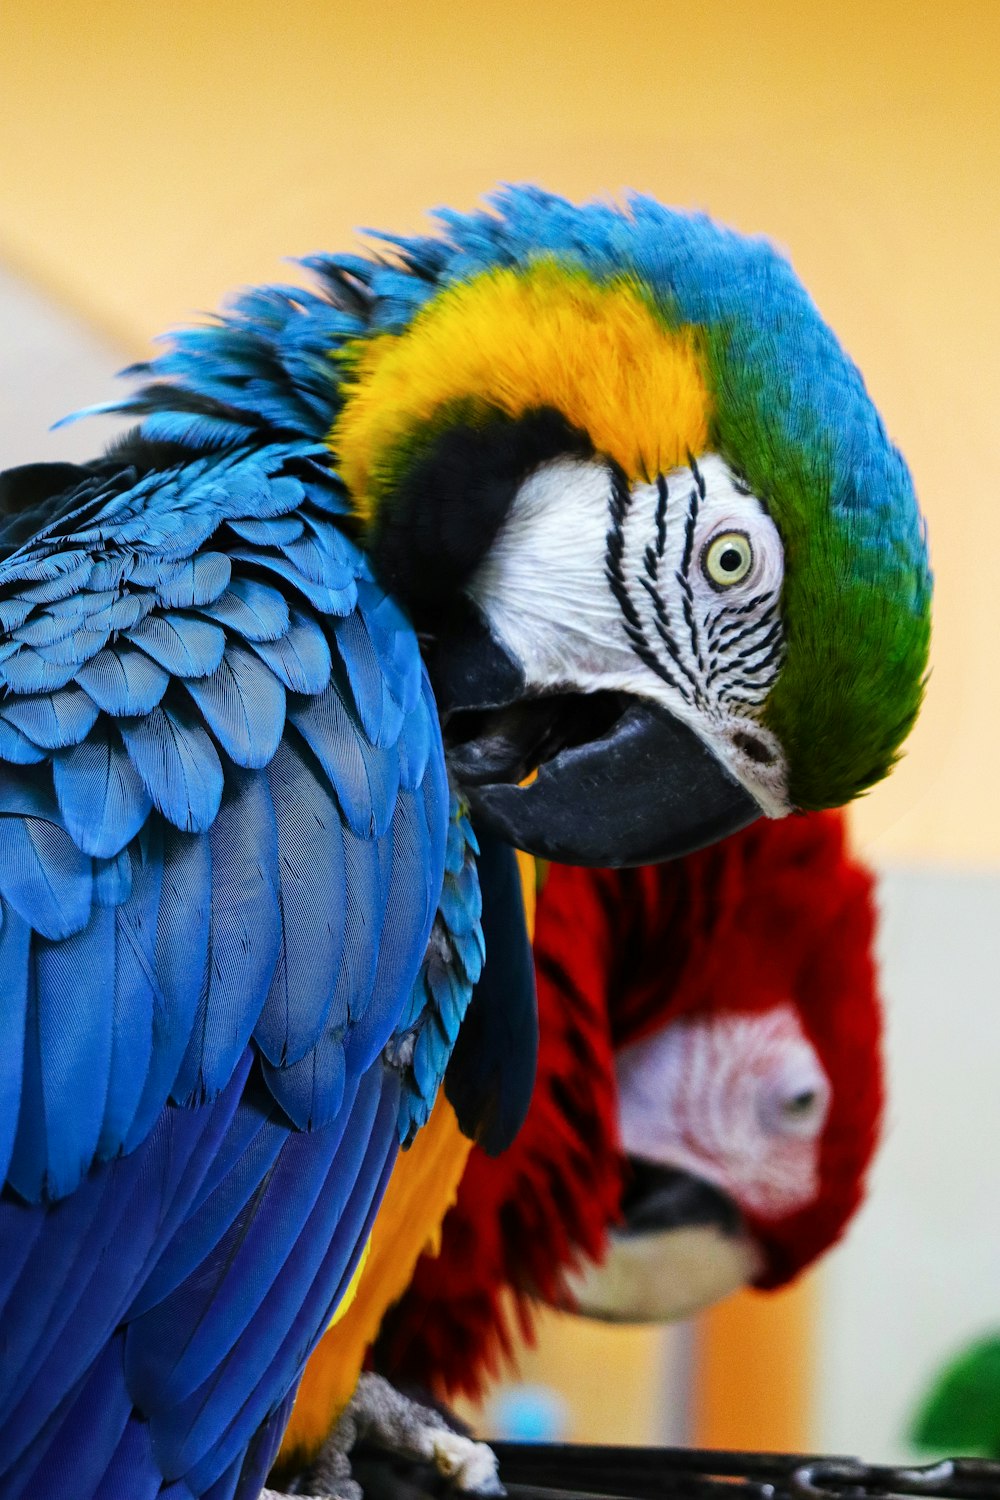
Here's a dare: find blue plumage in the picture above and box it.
[53,723,153,857]
[0,360,461,1495]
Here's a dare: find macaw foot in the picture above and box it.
[271,1372,504,1500]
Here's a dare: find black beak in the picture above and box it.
[619,1157,743,1239]
[432,623,758,873]
[461,701,759,867]
[428,607,759,866]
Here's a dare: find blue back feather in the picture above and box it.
[0,199,582,1496]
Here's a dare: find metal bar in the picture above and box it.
[489,1445,1000,1500]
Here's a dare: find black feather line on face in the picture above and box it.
[604,465,690,700]
[368,405,594,627]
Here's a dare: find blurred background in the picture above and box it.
[2,0,998,1463]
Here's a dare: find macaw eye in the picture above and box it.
[771,1080,828,1138]
[702,531,753,588]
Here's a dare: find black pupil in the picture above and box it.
[788,1090,816,1112]
[720,546,744,573]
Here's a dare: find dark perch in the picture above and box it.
[351,1442,1000,1500]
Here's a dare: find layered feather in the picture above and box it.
[0,422,454,1500]
[0,438,446,1204]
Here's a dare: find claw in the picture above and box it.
[283,1373,504,1500]
[430,1432,505,1495]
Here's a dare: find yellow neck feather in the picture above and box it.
[329,260,712,519]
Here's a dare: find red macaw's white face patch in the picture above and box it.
[615,1003,832,1221]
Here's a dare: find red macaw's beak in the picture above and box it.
[431,609,760,868]
[560,1159,763,1323]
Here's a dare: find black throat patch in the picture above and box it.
[367,404,594,628]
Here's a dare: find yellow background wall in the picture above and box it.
[3,1,994,865]
[2,0,997,1453]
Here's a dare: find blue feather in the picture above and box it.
[226,516,303,546]
[0,1060,254,1483]
[333,610,404,749]
[87,591,155,633]
[171,770,281,1102]
[120,700,224,833]
[0,780,93,940]
[5,1339,134,1500]
[289,681,399,838]
[126,1108,289,1322]
[125,829,208,1143]
[0,903,30,1183]
[227,549,356,616]
[32,626,109,668]
[93,849,133,907]
[248,607,332,695]
[317,811,391,1045]
[154,1071,392,1492]
[0,717,45,764]
[395,687,434,792]
[260,1022,347,1131]
[254,736,346,1067]
[0,599,34,630]
[198,576,290,643]
[277,517,353,590]
[77,643,170,716]
[126,610,227,679]
[192,1078,399,1497]
[354,580,423,715]
[0,683,100,750]
[12,553,94,602]
[23,906,116,1198]
[346,788,436,1075]
[182,646,286,769]
[155,553,232,609]
[0,648,78,693]
[97,854,162,1157]
[53,723,153,858]
[123,1076,366,1428]
[14,610,86,648]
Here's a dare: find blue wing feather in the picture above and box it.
[0,717,46,764]
[0,315,452,1498]
[183,646,286,769]
[0,792,93,940]
[177,1073,399,1495]
[53,723,153,858]
[28,909,116,1198]
[198,577,290,643]
[259,1022,348,1132]
[76,644,170,716]
[156,552,232,609]
[126,610,226,678]
[0,682,100,749]
[289,680,400,838]
[119,700,225,834]
[334,607,405,749]
[0,905,30,1183]
[98,859,162,1157]
[171,770,282,1104]
[248,607,332,694]
[254,736,346,1067]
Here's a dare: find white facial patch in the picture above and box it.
[467,452,790,815]
[614,1005,831,1222]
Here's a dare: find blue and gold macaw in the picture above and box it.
[0,187,930,1500]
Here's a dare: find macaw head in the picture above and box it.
[328,187,931,865]
[559,810,884,1319]
[375,811,883,1398]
